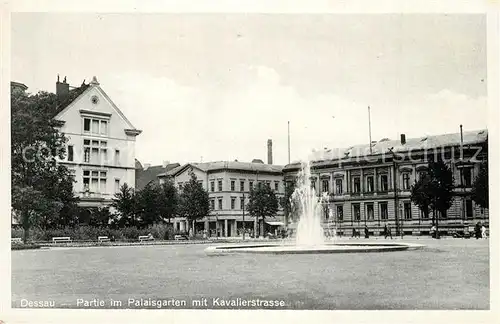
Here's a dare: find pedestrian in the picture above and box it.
[364,225,369,239]
[384,224,388,239]
[430,225,436,238]
[481,225,487,239]
[475,222,481,239]
[387,226,393,239]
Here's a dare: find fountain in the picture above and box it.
[205,161,423,255]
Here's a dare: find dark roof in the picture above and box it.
[135,163,181,190]
[284,129,488,170]
[160,161,284,177]
[53,84,90,117]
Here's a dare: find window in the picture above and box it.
[231,180,235,191]
[114,150,120,165]
[380,175,388,191]
[324,205,329,220]
[83,139,107,164]
[353,177,361,193]
[266,182,271,189]
[418,171,426,181]
[336,205,344,221]
[114,179,120,193]
[83,117,109,136]
[379,202,388,220]
[83,170,107,193]
[335,179,343,194]
[353,204,361,221]
[231,197,236,209]
[210,199,215,210]
[210,181,215,192]
[366,204,374,220]
[218,198,223,210]
[240,181,245,192]
[322,180,329,193]
[462,168,472,187]
[275,181,279,192]
[178,182,183,191]
[218,180,222,191]
[466,199,473,218]
[311,178,317,191]
[258,182,262,189]
[366,176,374,192]
[404,202,412,219]
[67,145,74,161]
[240,197,245,210]
[402,173,410,190]
[249,181,254,190]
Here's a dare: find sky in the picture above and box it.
[11,13,487,166]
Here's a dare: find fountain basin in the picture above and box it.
[204,242,424,255]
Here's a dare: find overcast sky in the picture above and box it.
[11,13,487,166]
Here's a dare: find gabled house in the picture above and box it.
[53,76,142,208]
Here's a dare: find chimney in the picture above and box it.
[162,160,170,168]
[267,139,273,164]
[56,74,69,97]
[400,134,406,145]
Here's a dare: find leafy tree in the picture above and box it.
[136,182,163,227]
[410,174,432,221]
[472,162,488,209]
[112,183,137,227]
[178,171,210,236]
[428,157,455,238]
[280,181,297,227]
[11,90,79,242]
[158,180,179,225]
[247,183,279,237]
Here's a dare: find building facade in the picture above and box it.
[283,129,488,236]
[54,76,142,208]
[158,161,285,237]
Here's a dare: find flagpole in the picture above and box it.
[288,121,291,164]
[368,106,373,154]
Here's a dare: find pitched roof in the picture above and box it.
[135,163,181,190]
[161,161,284,177]
[285,129,488,169]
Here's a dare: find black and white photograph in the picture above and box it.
[3,1,499,323]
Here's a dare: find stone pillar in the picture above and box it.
[204,218,209,231]
[180,220,185,232]
[224,219,228,237]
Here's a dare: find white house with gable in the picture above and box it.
[54,76,141,208]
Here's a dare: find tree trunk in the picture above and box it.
[22,210,29,244]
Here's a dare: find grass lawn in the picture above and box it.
[11,237,489,310]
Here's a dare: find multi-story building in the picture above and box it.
[158,160,285,237]
[283,129,488,236]
[53,76,142,208]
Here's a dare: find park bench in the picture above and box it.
[98,236,110,242]
[52,237,72,243]
[174,234,188,241]
[11,237,22,243]
[138,235,154,242]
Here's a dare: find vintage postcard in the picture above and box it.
[2,1,498,324]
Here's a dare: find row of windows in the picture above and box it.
[209,180,279,192]
[314,167,474,194]
[82,169,122,194]
[67,139,121,165]
[209,197,247,211]
[83,117,108,136]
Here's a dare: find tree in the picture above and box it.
[280,181,296,227]
[112,183,137,227]
[157,180,179,225]
[178,171,210,236]
[11,90,79,242]
[428,157,455,239]
[136,182,163,227]
[247,184,279,237]
[472,161,488,209]
[410,174,432,222]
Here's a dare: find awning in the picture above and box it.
[265,221,284,226]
